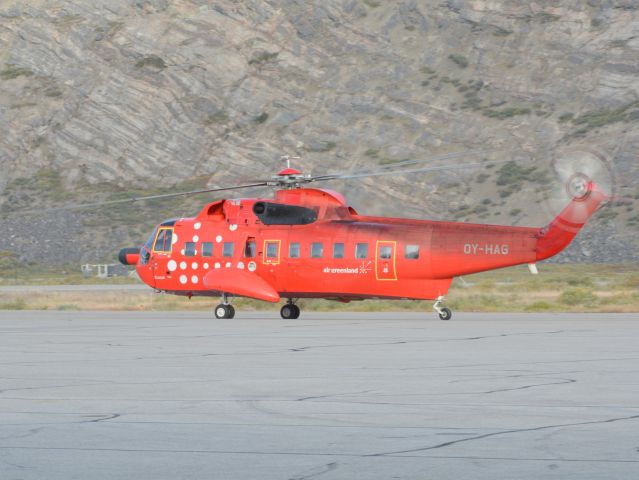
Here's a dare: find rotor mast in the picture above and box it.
[271,155,311,189]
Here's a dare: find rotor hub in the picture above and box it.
[566,172,591,200]
[277,167,302,176]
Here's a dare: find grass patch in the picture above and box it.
[483,106,531,119]
[1,264,638,313]
[495,161,547,187]
[306,141,337,153]
[364,148,379,158]
[135,55,166,69]
[205,110,229,124]
[448,54,469,68]
[570,100,639,133]
[558,288,599,307]
[0,298,27,310]
[248,51,278,65]
[493,27,512,36]
[378,158,404,165]
[558,112,573,123]
[0,65,34,80]
[532,12,560,23]
[253,112,268,124]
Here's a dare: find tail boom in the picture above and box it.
[427,182,608,278]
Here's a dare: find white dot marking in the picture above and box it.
[194,222,201,230]
[179,275,187,284]
[192,235,199,242]
[180,261,187,270]
[191,275,198,284]
[167,260,177,272]
[191,262,198,270]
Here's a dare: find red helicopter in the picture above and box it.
[114,153,610,320]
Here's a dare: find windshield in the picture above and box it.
[144,227,158,251]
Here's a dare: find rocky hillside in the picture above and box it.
[0,0,638,266]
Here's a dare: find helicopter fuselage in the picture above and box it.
[128,185,605,304]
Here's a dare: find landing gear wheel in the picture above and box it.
[215,304,235,319]
[280,304,297,319]
[438,307,452,321]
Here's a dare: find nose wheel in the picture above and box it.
[280,301,300,319]
[433,296,452,321]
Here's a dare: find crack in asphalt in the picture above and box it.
[0,427,44,441]
[289,462,338,480]
[82,413,121,423]
[296,390,373,402]
[483,377,576,394]
[368,414,639,456]
[458,330,565,341]
[290,341,407,352]
[1,445,639,464]
[287,330,567,352]
[0,382,108,394]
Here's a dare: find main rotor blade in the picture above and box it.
[3,182,269,217]
[310,158,512,182]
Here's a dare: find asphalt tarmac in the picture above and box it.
[1,311,638,480]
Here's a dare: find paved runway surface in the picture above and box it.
[1,311,638,479]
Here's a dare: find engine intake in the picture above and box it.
[252,202,317,225]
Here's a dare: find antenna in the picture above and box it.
[281,155,300,169]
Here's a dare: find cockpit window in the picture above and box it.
[153,227,173,253]
[140,247,150,265]
[145,228,158,251]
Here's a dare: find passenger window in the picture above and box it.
[202,242,213,257]
[184,242,196,256]
[289,242,300,258]
[405,245,419,259]
[266,242,278,259]
[223,242,234,257]
[333,243,344,259]
[355,243,368,259]
[379,246,392,259]
[244,239,256,258]
[311,242,323,258]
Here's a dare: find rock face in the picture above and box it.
[0,1,638,265]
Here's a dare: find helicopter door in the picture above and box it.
[376,241,397,281]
